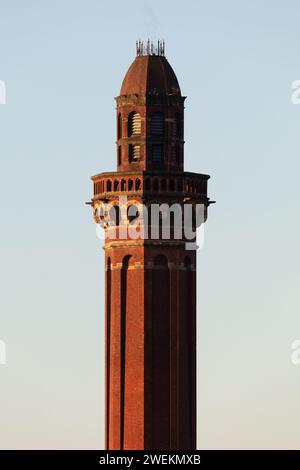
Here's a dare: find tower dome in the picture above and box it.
[120,41,181,96]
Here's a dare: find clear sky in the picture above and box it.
[0,0,300,450]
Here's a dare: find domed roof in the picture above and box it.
[120,54,181,96]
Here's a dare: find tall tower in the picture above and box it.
[90,42,211,450]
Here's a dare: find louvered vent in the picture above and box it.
[152,144,163,163]
[128,112,141,136]
[129,144,140,162]
[151,112,164,135]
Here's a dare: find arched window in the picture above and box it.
[118,113,122,139]
[145,179,151,191]
[173,113,181,138]
[153,179,159,191]
[169,179,175,191]
[128,179,133,191]
[106,180,112,192]
[129,144,140,163]
[128,112,141,137]
[114,180,119,192]
[135,179,141,191]
[161,179,167,191]
[151,112,164,135]
[127,205,139,223]
[121,179,126,191]
[118,146,122,166]
[109,205,120,226]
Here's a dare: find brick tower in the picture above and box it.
[90,41,211,450]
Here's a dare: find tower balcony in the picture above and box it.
[91,171,210,204]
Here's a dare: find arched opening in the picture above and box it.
[114,180,119,192]
[121,179,126,191]
[135,178,141,191]
[153,179,159,191]
[128,112,141,137]
[118,146,122,166]
[145,179,151,191]
[161,179,167,191]
[169,179,175,191]
[109,205,120,226]
[128,179,133,191]
[127,204,139,223]
[106,180,112,192]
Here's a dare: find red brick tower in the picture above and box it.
[90,41,211,450]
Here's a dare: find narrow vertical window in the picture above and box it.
[135,179,141,191]
[114,180,119,192]
[118,113,122,139]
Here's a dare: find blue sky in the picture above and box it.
[0,0,300,449]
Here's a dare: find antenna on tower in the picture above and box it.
[136,39,166,57]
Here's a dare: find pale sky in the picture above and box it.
[0,0,300,449]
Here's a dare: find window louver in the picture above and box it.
[152,144,163,163]
[151,112,164,135]
[129,144,140,162]
[128,112,141,136]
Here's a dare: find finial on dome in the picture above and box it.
[136,39,165,57]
